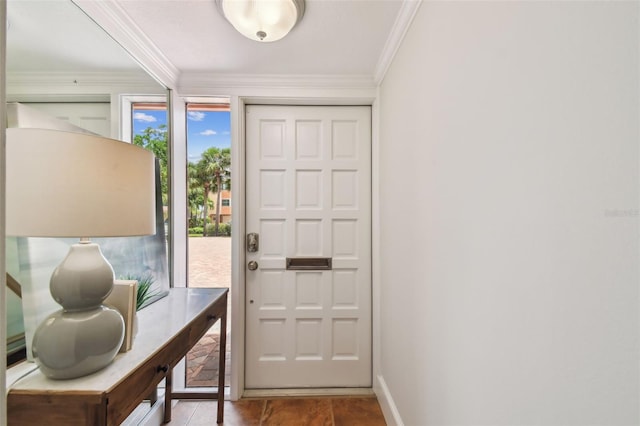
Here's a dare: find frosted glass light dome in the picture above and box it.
[217,0,305,42]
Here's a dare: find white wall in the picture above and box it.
[378,2,639,425]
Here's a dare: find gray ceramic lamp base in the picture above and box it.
[32,241,125,380]
[32,306,124,379]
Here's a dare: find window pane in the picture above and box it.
[185,103,232,388]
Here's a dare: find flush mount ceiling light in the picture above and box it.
[216,0,305,42]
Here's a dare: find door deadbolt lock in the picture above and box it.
[248,261,258,271]
[247,233,259,252]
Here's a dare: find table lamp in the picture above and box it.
[6,128,156,380]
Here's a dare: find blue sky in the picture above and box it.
[186,110,231,162]
[133,108,231,163]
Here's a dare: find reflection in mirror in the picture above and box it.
[5,0,170,380]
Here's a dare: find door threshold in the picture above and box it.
[243,388,375,398]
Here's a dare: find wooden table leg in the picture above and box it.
[217,310,227,424]
[164,369,173,423]
[148,388,158,406]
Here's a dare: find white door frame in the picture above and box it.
[229,95,381,400]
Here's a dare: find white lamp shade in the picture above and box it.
[219,0,304,42]
[6,128,156,238]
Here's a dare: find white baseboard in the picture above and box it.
[243,388,375,398]
[374,375,404,426]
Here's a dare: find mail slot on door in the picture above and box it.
[286,257,332,270]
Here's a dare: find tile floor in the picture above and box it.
[167,397,387,426]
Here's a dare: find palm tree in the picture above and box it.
[195,147,231,236]
[192,159,213,236]
[187,162,205,227]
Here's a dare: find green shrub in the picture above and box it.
[189,226,203,235]
[205,223,216,235]
[199,222,232,236]
[189,217,204,228]
[218,222,231,236]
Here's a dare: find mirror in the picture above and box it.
[5,0,170,369]
[6,0,166,133]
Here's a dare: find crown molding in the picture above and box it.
[7,71,163,89]
[178,73,377,92]
[6,71,166,100]
[7,93,112,103]
[72,0,180,90]
[67,0,419,92]
[373,0,422,85]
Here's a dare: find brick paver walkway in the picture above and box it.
[186,236,231,387]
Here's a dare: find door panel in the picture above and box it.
[245,105,371,389]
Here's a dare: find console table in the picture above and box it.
[7,287,228,425]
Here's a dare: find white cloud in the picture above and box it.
[188,111,205,121]
[200,129,217,136]
[134,112,157,123]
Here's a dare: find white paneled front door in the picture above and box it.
[245,105,371,389]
